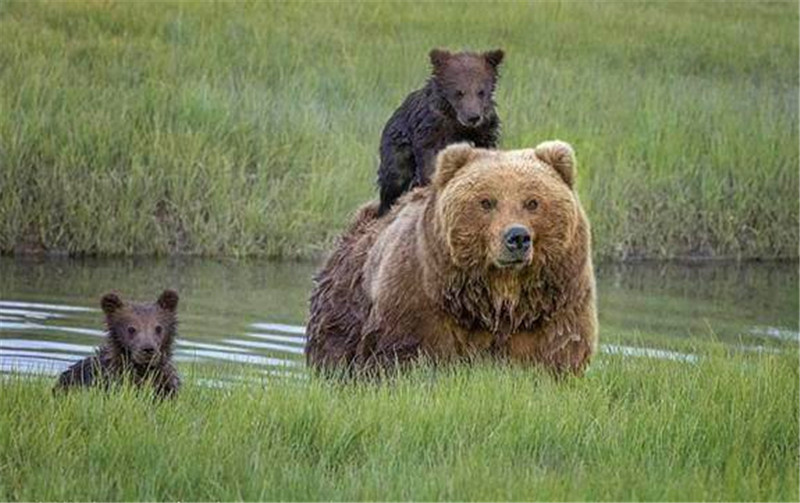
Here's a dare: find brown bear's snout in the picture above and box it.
[135,343,160,365]
[140,344,156,355]
[463,113,482,126]
[499,225,532,265]
[455,95,486,128]
[457,105,484,128]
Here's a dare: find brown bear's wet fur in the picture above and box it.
[308,141,597,375]
[54,290,181,398]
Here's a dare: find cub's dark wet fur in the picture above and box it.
[377,48,504,215]
[54,290,181,399]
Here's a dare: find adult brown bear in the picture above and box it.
[307,141,597,375]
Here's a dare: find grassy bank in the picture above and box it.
[0,1,797,259]
[1,347,797,501]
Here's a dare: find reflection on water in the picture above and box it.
[0,257,315,377]
[0,301,306,375]
[0,257,797,378]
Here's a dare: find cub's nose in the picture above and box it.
[466,114,481,126]
[504,225,531,254]
[140,345,157,356]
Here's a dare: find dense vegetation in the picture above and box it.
[0,1,797,259]
[1,348,797,501]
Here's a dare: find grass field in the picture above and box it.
[0,1,797,259]
[0,347,797,501]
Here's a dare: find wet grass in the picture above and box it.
[0,1,796,259]
[0,347,797,501]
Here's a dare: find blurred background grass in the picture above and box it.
[0,0,796,259]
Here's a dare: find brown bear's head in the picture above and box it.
[101,290,179,367]
[429,48,504,129]
[432,141,580,271]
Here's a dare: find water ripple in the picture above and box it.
[0,298,305,377]
[0,301,95,312]
[244,332,306,346]
[250,322,306,335]
[1,291,795,381]
[0,338,95,354]
[224,338,305,355]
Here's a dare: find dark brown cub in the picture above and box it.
[54,290,181,399]
[377,48,504,215]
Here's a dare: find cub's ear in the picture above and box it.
[429,48,452,69]
[483,49,505,69]
[434,143,480,190]
[157,289,179,312]
[534,140,576,188]
[100,292,124,316]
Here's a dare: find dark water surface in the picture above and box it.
[1,257,797,377]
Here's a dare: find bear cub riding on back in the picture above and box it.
[377,48,504,215]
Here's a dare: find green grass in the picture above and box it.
[0,1,797,259]
[1,348,797,501]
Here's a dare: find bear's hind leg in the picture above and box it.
[377,143,415,216]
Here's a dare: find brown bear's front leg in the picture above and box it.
[508,329,594,376]
[508,298,597,376]
[53,355,103,393]
[355,309,423,373]
[154,364,181,399]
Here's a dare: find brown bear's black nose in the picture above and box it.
[504,226,531,254]
[140,345,156,356]
[466,114,481,125]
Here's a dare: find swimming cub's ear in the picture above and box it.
[534,140,576,189]
[433,143,482,190]
[100,292,124,316]
[157,289,179,312]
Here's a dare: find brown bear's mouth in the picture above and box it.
[133,351,161,367]
[493,258,529,269]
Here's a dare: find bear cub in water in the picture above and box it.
[54,290,181,398]
[377,48,504,215]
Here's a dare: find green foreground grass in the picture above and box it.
[1,348,797,501]
[0,1,797,259]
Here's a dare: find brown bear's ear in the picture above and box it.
[483,49,505,69]
[534,140,576,188]
[157,289,179,312]
[100,292,124,316]
[434,143,480,190]
[429,48,452,70]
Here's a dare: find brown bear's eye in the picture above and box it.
[127,326,136,336]
[525,199,539,211]
[155,325,163,335]
[455,90,465,99]
[477,90,486,98]
[480,198,497,211]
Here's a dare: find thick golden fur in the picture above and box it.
[307,141,597,375]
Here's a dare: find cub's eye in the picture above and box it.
[127,326,136,336]
[480,198,497,211]
[477,90,486,98]
[525,199,539,211]
[455,90,465,99]
[155,325,163,335]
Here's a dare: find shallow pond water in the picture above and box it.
[0,257,797,378]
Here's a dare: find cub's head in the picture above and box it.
[433,141,581,271]
[101,290,179,366]
[429,48,504,128]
